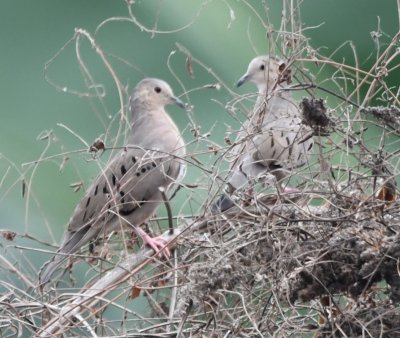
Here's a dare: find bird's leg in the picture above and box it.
[271,168,301,194]
[135,227,171,258]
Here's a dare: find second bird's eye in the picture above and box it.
[154,86,162,93]
[259,64,265,71]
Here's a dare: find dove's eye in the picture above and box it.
[154,87,162,93]
[259,64,265,71]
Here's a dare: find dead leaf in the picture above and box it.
[224,136,232,145]
[185,55,195,78]
[376,179,397,205]
[59,156,69,172]
[129,286,141,300]
[70,181,84,193]
[89,139,105,153]
[1,231,16,241]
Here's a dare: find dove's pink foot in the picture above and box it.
[136,228,171,258]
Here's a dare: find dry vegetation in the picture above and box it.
[1,1,400,337]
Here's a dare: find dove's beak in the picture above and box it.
[171,96,186,109]
[236,73,250,87]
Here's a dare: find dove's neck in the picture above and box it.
[251,86,298,126]
[129,101,185,156]
[255,86,292,111]
[130,99,162,124]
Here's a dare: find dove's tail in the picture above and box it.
[39,225,92,286]
[39,254,66,286]
[210,193,235,213]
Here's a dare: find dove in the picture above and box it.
[39,78,186,285]
[213,55,314,211]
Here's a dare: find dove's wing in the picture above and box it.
[39,146,182,284]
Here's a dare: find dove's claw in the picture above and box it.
[136,228,171,258]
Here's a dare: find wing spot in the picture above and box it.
[112,174,116,186]
[308,142,313,151]
[131,156,137,163]
[94,185,98,195]
[119,200,146,216]
[297,152,302,161]
[141,167,146,173]
[103,185,109,194]
[136,172,140,177]
[121,165,127,176]
[152,162,156,168]
[85,197,91,208]
[285,137,291,146]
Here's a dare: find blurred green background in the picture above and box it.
[0,0,398,285]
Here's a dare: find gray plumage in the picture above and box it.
[39,78,186,284]
[214,55,313,211]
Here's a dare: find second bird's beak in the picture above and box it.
[236,73,250,87]
[171,96,186,109]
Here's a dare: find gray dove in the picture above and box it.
[39,78,186,284]
[214,55,314,211]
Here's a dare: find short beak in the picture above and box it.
[236,73,250,87]
[171,95,186,109]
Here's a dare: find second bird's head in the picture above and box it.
[236,55,291,92]
[130,78,185,110]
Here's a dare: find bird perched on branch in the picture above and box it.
[213,55,314,211]
[39,78,186,285]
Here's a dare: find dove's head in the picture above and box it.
[236,55,291,93]
[131,78,185,110]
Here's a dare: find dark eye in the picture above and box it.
[259,64,265,71]
[154,86,162,93]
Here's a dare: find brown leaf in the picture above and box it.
[376,180,397,205]
[129,286,141,300]
[1,231,16,241]
[89,139,105,153]
[185,55,195,78]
